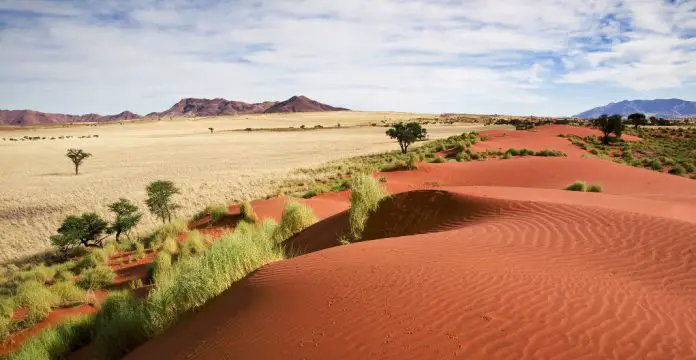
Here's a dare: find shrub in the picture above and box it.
[564,180,587,192]
[649,159,663,171]
[455,152,470,162]
[179,230,206,258]
[470,152,481,160]
[501,153,511,159]
[15,281,59,323]
[240,201,258,224]
[407,153,419,169]
[681,162,695,173]
[54,269,74,282]
[535,149,566,157]
[431,155,445,163]
[669,165,686,176]
[77,266,115,289]
[9,314,94,360]
[348,174,388,241]
[272,201,317,243]
[587,184,603,192]
[506,148,520,156]
[49,281,86,307]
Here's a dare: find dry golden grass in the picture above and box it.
[0,111,493,263]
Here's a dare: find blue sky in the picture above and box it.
[0,0,695,116]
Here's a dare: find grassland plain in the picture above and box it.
[0,111,499,263]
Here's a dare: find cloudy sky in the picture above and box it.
[0,0,695,116]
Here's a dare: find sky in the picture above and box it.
[0,0,695,117]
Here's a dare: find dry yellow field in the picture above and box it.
[0,111,493,263]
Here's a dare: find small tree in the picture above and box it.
[627,113,646,129]
[386,122,428,154]
[145,180,180,223]
[594,114,624,144]
[51,213,109,254]
[107,198,142,242]
[208,127,214,134]
[66,149,92,175]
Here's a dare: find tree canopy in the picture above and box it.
[386,122,428,154]
[66,148,92,175]
[107,198,142,242]
[145,180,180,223]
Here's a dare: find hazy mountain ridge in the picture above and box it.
[574,99,696,118]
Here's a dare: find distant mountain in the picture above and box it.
[573,99,696,119]
[0,95,348,126]
[264,95,348,113]
[0,109,139,126]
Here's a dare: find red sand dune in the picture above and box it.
[124,127,696,360]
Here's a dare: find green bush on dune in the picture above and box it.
[272,201,317,243]
[564,180,587,192]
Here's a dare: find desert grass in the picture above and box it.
[348,174,389,240]
[48,281,86,307]
[192,203,227,224]
[587,184,603,192]
[564,181,588,192]
[14,281,59,323]
[272,202,318,243]
[0,116,492,264]
[77,266,115,290]
[179,230,206,258]
[8,314,94,360]
[239,201,258,224]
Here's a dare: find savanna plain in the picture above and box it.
[0,111,484,263]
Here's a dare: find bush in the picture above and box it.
[669,165,686,176]
[506,148,520,156]
[272,201,317,243]
[77,266,115,289]
[15,281,59,323]
[681,162,695,173]
[49,281,86,307]
[470,152,481,160]
[564,180,587,192]
[9,314,94,360]
[179,230,206,258]
[240,201,258,224]
[348,174,388,241]
[535,149,566,157]
[587,184,603,192]
[649,159,663,171]
[431,155,445,163]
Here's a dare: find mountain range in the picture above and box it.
[573,98,696,119]
[0,95,348,126]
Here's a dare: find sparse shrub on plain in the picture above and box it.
[106,198,142,242]
[272,201,317,243]
[145,180,181,224]
[564,180,587,192]
[65,148,92,175]
[77,266,115,290]
[348,174,388,241]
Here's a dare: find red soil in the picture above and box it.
[123,126,696,360]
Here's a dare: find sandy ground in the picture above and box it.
[123,125,696,360]
[0,111,487,263]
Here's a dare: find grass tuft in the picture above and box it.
[179,230,206,258]
[348,173,389,241]
[272,201,317,243]
[15,281,59,323]
[8,314,94,360]
[240,201,258,224]
[564,180,587,192]
[49,281,86,307]
[77,266,115,290]
[587,184,603,192]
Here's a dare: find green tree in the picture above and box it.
[107,198,142,242]
[627,113,646,129]
[145,180,180,223]
[208,127,214,134]
[66,149,92,175]
[594,114,624,144]
[51,213,109,254]
[386,122,428,154]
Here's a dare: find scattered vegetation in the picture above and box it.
[386,122,428,153]
[8,314,94,360]
[77,265,116,290]
[564,180,602,193]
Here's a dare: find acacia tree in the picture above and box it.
[145,180,180,223]
[386,122,428,154]
[51,213,109,254]
[594,114,624,144]
[627,113,646,129]
[208,127,214,134]
[66,148,92,175]
[107,198,142,242]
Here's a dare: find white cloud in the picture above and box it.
[0,0,694,116]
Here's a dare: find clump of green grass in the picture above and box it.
[348,173,389,241]
[92,291,149,360]
[506,148,520,156]
[240,201,258,223]
[54,269,74,283]
[272,201,317,243]
[564,180,587,192]
[649,159,663,171]
[535,149,567,157]
[13,264,56,284]
[669,165,686,176]
[133,242,146,260]
[161,236,179,255]
[0,297,15,318]
[192,204,227,224]
[8,314,94,360]
[49,281,86,307]
[430,155,445,163]
[152,251,172,283]
[406,153,419,169]
[179,230,206,258]
[15,280,59,323]
[587,184,603,192]
[77,266,115,290]
[0,315,9,341]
